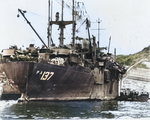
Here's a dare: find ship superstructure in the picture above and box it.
[0,0,126,101]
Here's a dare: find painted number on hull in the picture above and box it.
[40,72,54,80]
[36,71,54,80]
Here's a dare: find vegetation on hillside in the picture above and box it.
[116,46,150,68]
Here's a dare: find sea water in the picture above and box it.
[0,100,150,119]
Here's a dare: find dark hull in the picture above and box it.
[0,62,119,101]
[27,63,94,100]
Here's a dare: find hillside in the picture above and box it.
[116,46,150,68]
[120,46,150,95]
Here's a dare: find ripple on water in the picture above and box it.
[0,100,150,119]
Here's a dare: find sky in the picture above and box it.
[0,0,150,55]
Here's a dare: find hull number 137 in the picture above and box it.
[36,70,54,80]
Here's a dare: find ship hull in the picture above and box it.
[0,62,34,93]
[0,62,119,101]
[27,63,94,101]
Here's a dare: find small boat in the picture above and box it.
[116,88,149,102]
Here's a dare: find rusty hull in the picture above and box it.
[0,62,119,101]
[0,62,34,93]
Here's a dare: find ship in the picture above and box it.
[0,0,126,101]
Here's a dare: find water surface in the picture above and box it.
[0,100,150,119]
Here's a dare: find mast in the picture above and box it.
[50,0,53,45]
[48,0,50,47]
[108,36,111,53]
[48,0,54,47]
[72,0,75,52]
[61,0,64,21]
[114,48,116,62]
[59,0,64,46]
[49,0,74,47]
[98,18,100,48]
[86,18,92,54]
[92,18,105,48]
[97,18,103,48]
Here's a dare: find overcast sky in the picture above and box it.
[0,0,150,55]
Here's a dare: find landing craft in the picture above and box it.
[116,88,149,102]
[0,0,126,101]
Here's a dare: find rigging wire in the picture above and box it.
[26,11,46,17]
[55,0,90,22]
[54,0,91,34]
[2,0,47,18]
